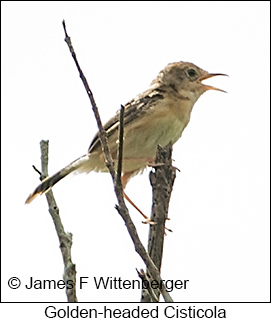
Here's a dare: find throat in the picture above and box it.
[167,96,194,125]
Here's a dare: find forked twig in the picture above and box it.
[62,20,173,302]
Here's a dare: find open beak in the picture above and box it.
[200,73,228,93]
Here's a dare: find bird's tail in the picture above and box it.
[25,154,91,204]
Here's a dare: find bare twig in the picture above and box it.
[39,140,77,302]
[116,104,125,188]
[137,269,159,302]
[32,165,42,177]
[141,143,176,302]
[62,20,115,179]
[62,20,173,302]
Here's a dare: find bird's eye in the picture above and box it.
[187,69,196,78]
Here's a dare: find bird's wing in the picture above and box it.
[88,86,166,153]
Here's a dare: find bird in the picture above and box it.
[25,62,226,210]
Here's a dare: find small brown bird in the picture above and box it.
[25,62,226,205]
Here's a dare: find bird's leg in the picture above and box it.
[123,191,156,225]
[123,189,171,231]
[121,169,171,229]
[147,162,165,168]
[121,171,156,225]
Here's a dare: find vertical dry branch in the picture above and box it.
[62,20,173,302]
[116,105,125,188]
[141,143,176,302]
[39,140,77,302]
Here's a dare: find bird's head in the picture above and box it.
[153,62,227,99]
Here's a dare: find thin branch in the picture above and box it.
[32,165,42,177]
[62,20,115,179]
[137,269,159,302]
[116,104,125,188]
[62,20,173,302]
[39,140,77,302]
[141,143,176,302]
